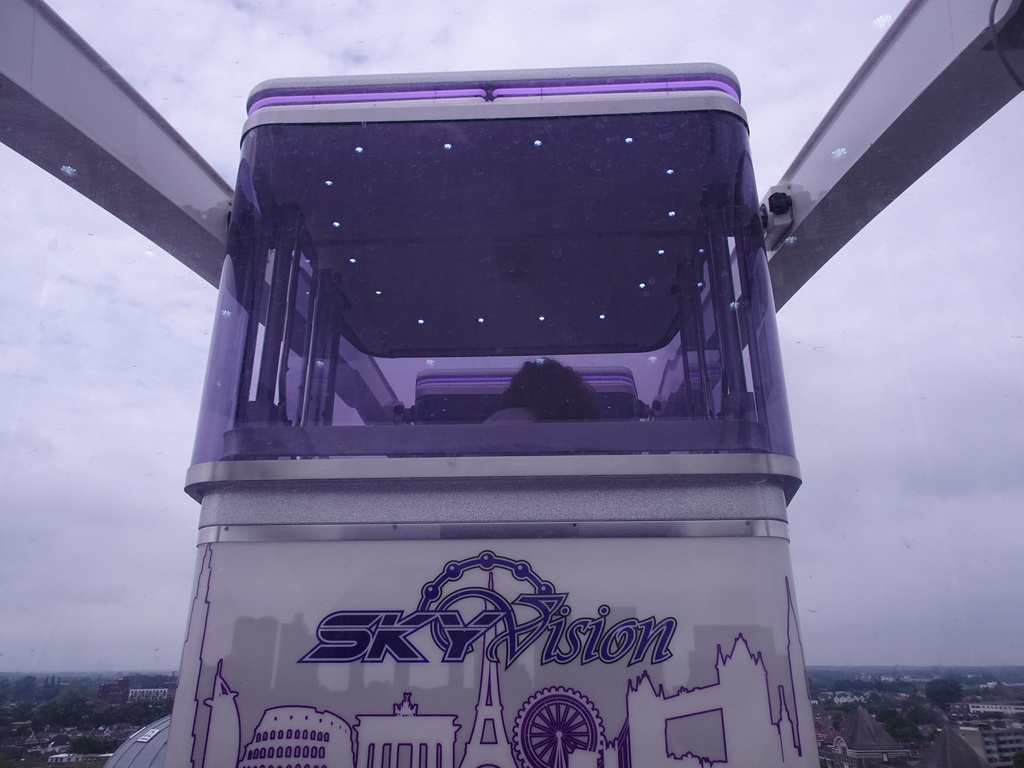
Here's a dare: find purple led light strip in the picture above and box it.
[418,376,514,385]
[249,78,739,115]
[492,80,740,102]
[419,373,637,386]
[248,88,488,115]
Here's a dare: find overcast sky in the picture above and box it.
[1,0,1022,672]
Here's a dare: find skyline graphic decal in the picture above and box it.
[212,619,804,768]
[172,544,814,767]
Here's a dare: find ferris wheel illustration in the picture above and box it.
[512,687,606,768]
[417,551,559,662]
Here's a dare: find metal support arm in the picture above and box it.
[764,0,1024,309]
[0,0,232,285]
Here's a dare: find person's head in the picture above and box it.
[501,358,600,421]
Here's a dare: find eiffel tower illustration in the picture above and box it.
[459,573,517,768]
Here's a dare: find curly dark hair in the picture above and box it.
[501,358,601,420]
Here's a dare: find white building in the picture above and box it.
[959,724,1024,768]
[127,688,172,702]
[962,702,1024,716]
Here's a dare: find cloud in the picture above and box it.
[1,0,1021,675]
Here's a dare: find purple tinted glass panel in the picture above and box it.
[191,108,794,466]
[491,80,739,102]
[248,89,488,116]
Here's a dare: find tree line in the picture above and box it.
[3,692,173,732]
[0,676,175,734]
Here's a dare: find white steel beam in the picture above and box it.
[0,0,232,286]
[764,0,1024,309]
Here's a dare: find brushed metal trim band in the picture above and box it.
[187,453,800,483]
[186,453,801,500]
[197,519,789,544]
